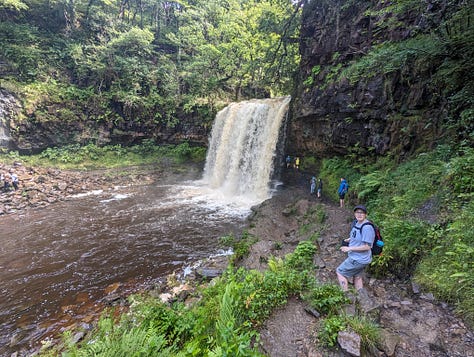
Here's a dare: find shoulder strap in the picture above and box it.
[360,221,374,230]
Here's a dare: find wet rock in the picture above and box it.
[313,255,326,268]
[337,330,361,356]
[172,284,192,302]
[102,293,121,304]
[71,331,85,344]
[379,329,400,356]
[420,292,435,301]
[196,268,224,280]
[304,306,321,318]
[357,288,380,319]
[159,292,173,304]
[104,282,121,294]
[411,282,421,295]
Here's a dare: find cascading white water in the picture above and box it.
[202,96,291,203]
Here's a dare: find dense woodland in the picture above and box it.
[1,0,473,355]
[0,0,301,132]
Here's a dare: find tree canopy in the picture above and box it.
[0,0,302,127]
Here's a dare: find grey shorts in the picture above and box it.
[337,257,368,278]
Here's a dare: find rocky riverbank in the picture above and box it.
[0,162,162,216]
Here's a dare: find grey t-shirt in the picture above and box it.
[348,220,375,264]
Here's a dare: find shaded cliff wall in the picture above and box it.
[0,88,210,153]
[288,0,469,160]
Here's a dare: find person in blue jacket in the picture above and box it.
[336,205,375,292]
[337,177,348,208]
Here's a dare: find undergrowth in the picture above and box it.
[0,141,207,169]
[320,143,474,326]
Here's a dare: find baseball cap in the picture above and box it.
[353,205,367,213]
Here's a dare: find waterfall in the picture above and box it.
[202,96,291,203]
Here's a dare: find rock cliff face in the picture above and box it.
[287,0,461,159]
[0,90,209,153]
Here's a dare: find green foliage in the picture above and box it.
[0,0,28,11]
[58,239,317,356]
[304,284,348,315]
[340,35,438,84]
[322,143,473,326]
[415,201,474,325]
[445,146,474,204]
[345,315,380,350]
[319,158,360,204]
[1,0,301,130]
[318,314,380,349]
[284,240,317,271]
[300,155,318,172]
[61,314,175,356]
[318,315,346,347]
[219,231,258,263]
[303,65,321,87]
[167,0,301,98]
[127,297,195,348]
[7,142,207,169]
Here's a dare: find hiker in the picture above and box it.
[294,156,300,170]
[337,177,348,208]
[10,170,19,190]
[317,178,323,198]
[286,155,291,168]
[2,172,12,192]
[310,176,316,195]
[0,172,6,192]
[336,205,375,292]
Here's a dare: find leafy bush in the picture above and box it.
[219,231,258,263]
[284,241,317,271]
[7,142,208,169]
[415,201,474,326]
[304,284,348,315]
[318,315,346,347]
[61,314,175,356]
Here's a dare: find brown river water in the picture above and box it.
[0,96,291,356]
[0,178,249,356]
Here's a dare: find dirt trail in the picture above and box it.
[243,172,473,357]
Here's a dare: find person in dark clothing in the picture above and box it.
[337,177,348,208]
[317,178,323,198]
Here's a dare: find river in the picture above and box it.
[0,96,291,356]
[0,173,256,355]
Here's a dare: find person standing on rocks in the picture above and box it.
[294,156,300,170]
[337,177,348,208]
[317,178,323,198]
[10,170,19,190]
[2,172,11,192]
[310,176,316,195]
[336,205,375,292]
